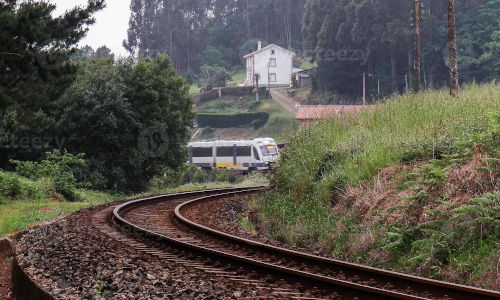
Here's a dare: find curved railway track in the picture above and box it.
[111,187,500,300]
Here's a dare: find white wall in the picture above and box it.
[246,47,294,87]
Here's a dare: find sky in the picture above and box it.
[51,0,131,57]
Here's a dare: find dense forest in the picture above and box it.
[125,0,499,101]
[304,0,500,100]
[124,0,307,72]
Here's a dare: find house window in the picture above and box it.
[271,49,275,55]
[269,58,276,67]
[269,73,277,82]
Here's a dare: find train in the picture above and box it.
[188,138,280,171]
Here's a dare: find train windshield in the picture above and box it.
[260,145,278,156]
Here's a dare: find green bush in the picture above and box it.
[197,112,269,128]
[10,150,86,201]
[193,169,208,183]
[0,173,21,199]
[247,100,258,111]
[148,168,183,193]
[0,171,44,201]
[216,169,236,183]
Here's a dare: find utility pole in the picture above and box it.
[255,74,260,102]
[448,0,459,97]
[411,0,423,92]
[362,72,366,105]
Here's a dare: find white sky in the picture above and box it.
[51,0,131,57]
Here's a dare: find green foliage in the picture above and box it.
[0,0,104,104]
[0,171,43,201]
[198,65,231,92]
[254,84,499,262]
[197,112,269,129]
[148,168,184,193]
[198,46,225,67]
[54,55,194,192]
[183,69,197,85]
[0,0,104,167]
[303,0,500,98]
[384,192,500,276]
[125,0,305,73]
[10,150,86,201]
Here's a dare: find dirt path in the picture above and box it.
[270,89,299,113]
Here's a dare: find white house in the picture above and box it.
[243,41,295,87]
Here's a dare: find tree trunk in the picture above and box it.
[390,45,398,93]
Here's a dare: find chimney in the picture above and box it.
[258,41,262,50]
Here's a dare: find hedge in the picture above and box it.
[194,86,270,104]
[197,112,269,129]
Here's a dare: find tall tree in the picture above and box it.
[0,0,105,167]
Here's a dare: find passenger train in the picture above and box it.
[188,138,280,171]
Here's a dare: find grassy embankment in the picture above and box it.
[196,96,297,142]
[249,83,500,289]
[0,171,120,236]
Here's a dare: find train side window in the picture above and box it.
[253,147,260,160]
[236,146,251,157]
[217,147,233,157]
[192,147,213,157]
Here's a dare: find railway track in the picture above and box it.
[110,187,500,300]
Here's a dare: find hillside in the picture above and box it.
[248,83,500,289]
[194,92,298,142]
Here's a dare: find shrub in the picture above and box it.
[10,150,86,201]
[193,169,208,183]
[148,168,183,193]
[199,65,231,92]
[0,171,44,201]
[0,173,21,199]
[247,100,258,112]
[216,169,236,183]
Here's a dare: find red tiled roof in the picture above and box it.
[296,105,369,120]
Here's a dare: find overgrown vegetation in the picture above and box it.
[252,83,499,289]
[147,165,269,195]
[0,169,119,236]
[10,150,87,201]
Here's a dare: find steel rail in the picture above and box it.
[113,188,500,300]
[175,191,500,300]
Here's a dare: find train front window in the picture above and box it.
[260,145,277,156]
[253,147,260,160]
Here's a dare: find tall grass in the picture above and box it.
[255,100,298,141]
[0,171,120,236]
[260,83,500,243]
